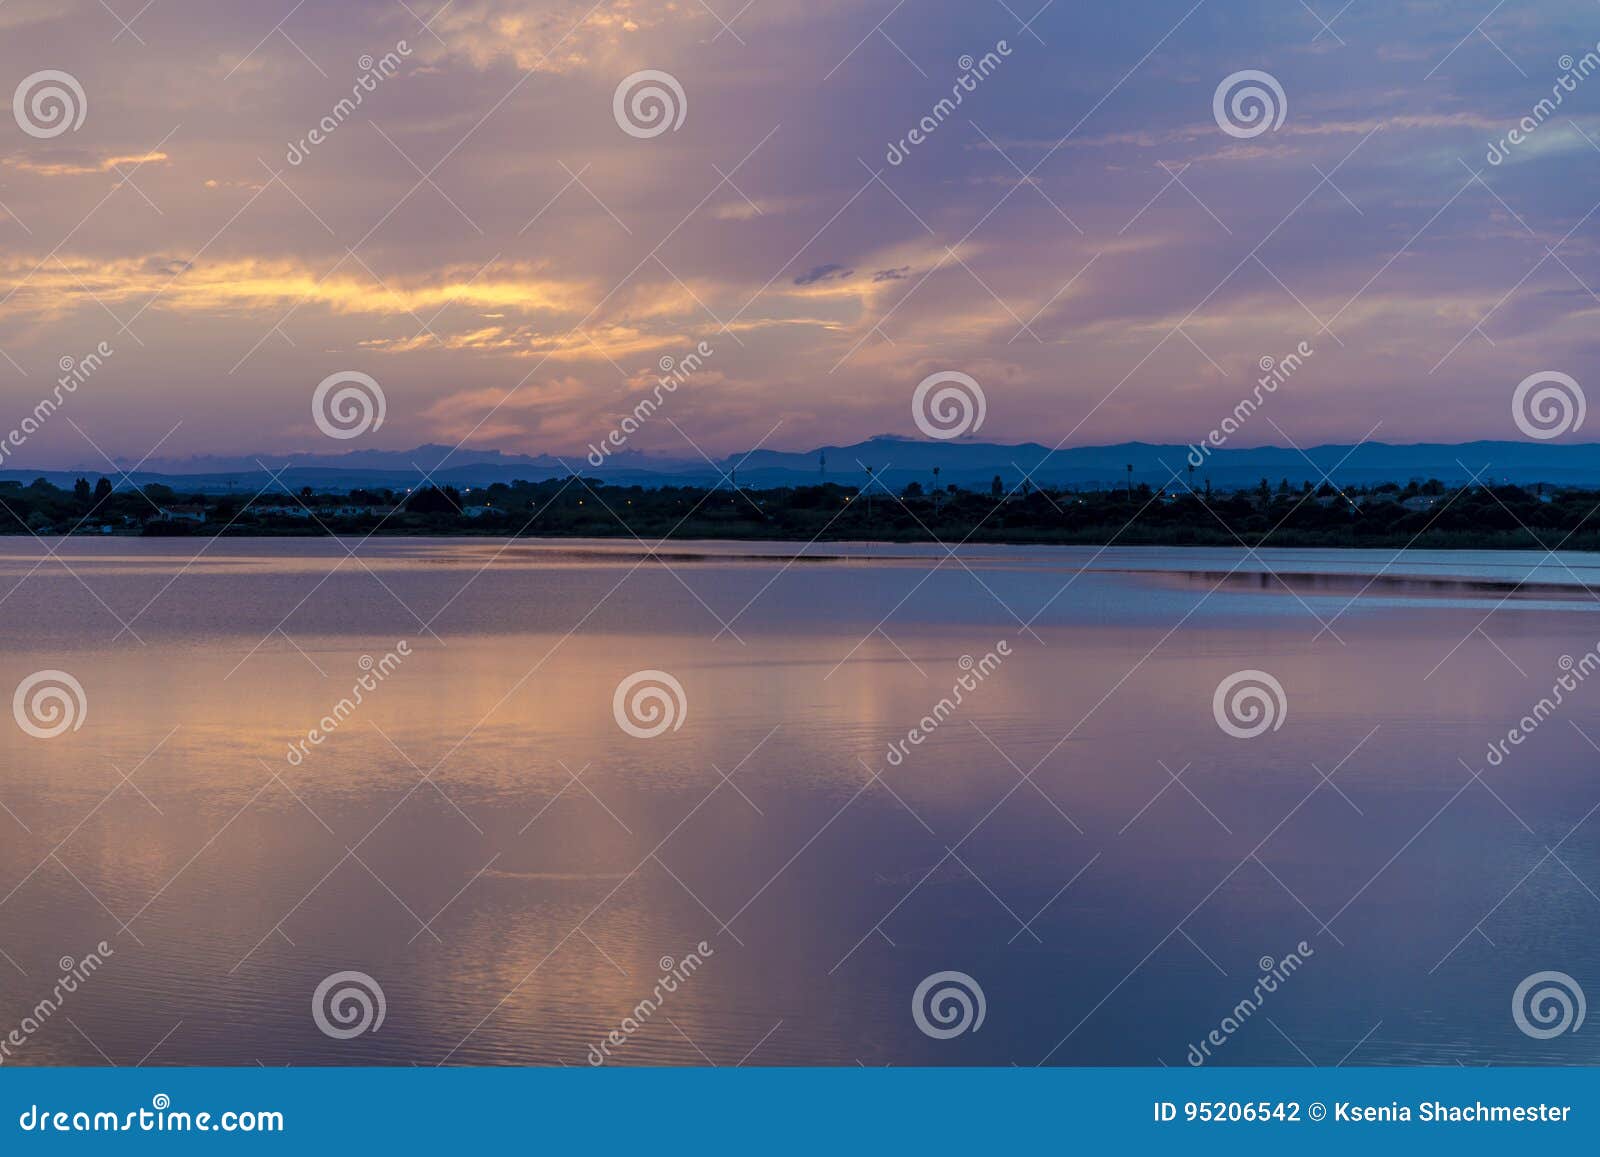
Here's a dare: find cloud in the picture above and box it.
[0,0,1594,463]
[711,194,809,220]
[416,0,702,73]
[142,257,193,277]
[0,255,592,322]
[793,262,852,286]
[4,150,170,177]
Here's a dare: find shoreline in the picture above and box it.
[9,476,1597,553]
[6,535,1600,599]
[13,525,1600,553]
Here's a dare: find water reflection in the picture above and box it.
[0,539,1596,1066]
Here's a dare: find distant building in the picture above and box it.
[154,505,207,524]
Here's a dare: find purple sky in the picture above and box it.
[2,0,1598,467]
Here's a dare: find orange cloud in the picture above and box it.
[5,150,170,177]
[418,0,700,74]
[0,254,591,321]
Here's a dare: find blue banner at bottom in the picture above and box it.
[1,1067,1595,1152]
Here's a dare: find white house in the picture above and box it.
[155,506,207,524]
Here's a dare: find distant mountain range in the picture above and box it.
[7,438,1600,494]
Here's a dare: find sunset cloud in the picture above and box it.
[0,0,1592,464]
[4,149,171,177]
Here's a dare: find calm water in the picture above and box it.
[1,538,1598,1066]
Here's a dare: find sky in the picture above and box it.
[1,0,1598,468]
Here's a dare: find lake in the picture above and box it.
[1,537,1597,1066]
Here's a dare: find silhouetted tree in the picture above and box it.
[405,486,462,515]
